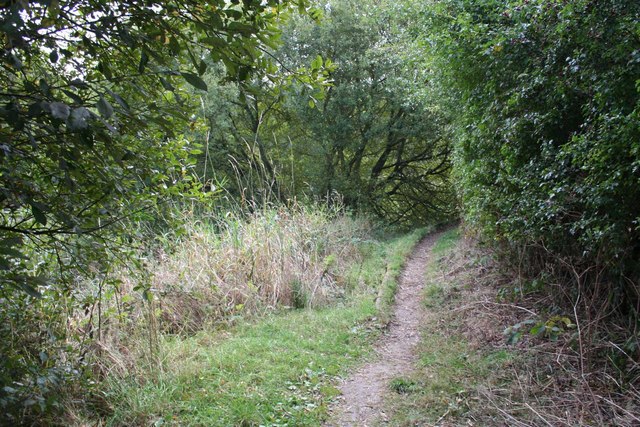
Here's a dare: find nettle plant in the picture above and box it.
[504,316,576,345]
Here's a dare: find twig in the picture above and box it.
[479,389,534,427]
[573,292,585,378]
[608,341,640,367]
[523,402,554,427]
[593,394,640,423]
[434,408,450,425]
[491,404,532,427]
[451,300,538,317]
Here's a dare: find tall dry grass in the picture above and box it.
[82,203,371,382]
[148,204,370,332]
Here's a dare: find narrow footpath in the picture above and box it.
[327,232,441,426]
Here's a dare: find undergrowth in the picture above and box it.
[384,228,640,426]
[0,201,378,425]
[68,215,426,425]
[76,204,370,378]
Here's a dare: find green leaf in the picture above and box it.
[0,237,22,247]
[227,22,256,35]
[530,323,546,337]
[506,331,521,345]
[16,275,47,298]
[238,66,250,81]
[160,77,174,91]
[106,90,130,111]
[8,53,22,69]
[181,72,208,91]
[139,50,149,73]
[311,54,323,70]
[96,96,114,119]
[198,60,207,76]
[62,89,84,105]
[560,317,575,328]
[18,280,43,299]
[98,61,112,79]
[31,204,47,226]
[70,78,88,89]
[201,36,226,48]
[0,247,27,259]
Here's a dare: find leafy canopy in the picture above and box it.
[0,0,315,419]
[0,0,312,292]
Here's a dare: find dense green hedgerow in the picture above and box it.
[426,0,640,319]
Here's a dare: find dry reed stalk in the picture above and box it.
[76,206,369,382]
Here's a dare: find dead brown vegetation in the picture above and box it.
[434,232,640,426]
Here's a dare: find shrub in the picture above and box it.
[426,0,640,328]
[0,202,371,424]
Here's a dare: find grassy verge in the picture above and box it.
[94,228,427,426]
[384,227,517,426]
[384,227,640,426]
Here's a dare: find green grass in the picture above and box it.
[431,226,460,255]
[100,229,427,426]
[422,283,445,308]
[370,228,429,322]
[106,305,375,426]
[387,333,513,424]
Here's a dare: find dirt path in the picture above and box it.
[326,232,440,426]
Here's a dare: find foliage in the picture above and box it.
[195,30,335,205]
[198,0,456,224]
[280,0,455,224]
[503,316,575,345]
[0,0,318,422]
[424,0,640,318]
[0,0,310,242]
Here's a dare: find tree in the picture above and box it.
[275,0,455,223]
[0,0,312,420]
[0,0,310,259]
[198,68,297,204]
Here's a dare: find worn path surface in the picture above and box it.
[326,232,441,426]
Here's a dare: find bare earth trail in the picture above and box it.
[327,231,442,426]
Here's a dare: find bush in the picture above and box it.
[426,0,640,318]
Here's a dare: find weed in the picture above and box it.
[390,378,421,394]
[423,283,445,308]
[431,227,460,255]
